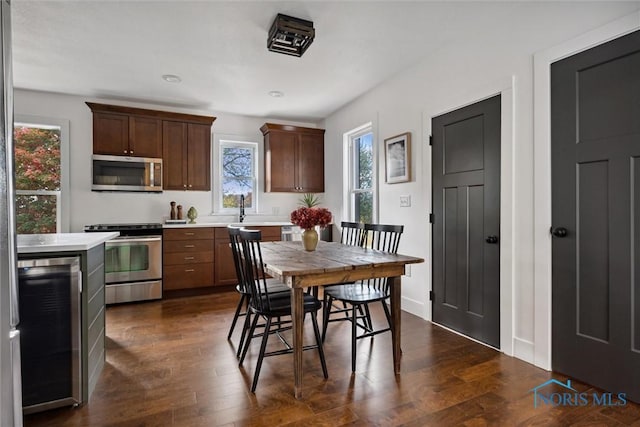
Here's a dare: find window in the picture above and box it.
[219,140,258,212]
[345,124,376,223]
[14,118,69,234]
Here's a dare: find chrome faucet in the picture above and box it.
[239,194,246,223]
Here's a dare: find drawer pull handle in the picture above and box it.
[184,232,195,236]
[184,245,195,248]
[185,269,195,272]
[184,256,195,260]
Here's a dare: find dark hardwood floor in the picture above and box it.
[25,292,640,426]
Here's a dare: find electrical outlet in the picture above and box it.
[400,195,411,207]
[272,206,280,215]
[404,265,411,277]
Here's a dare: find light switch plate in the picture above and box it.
[400,195,411,207]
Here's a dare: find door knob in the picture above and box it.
[551,227,568,238]
[486,235,499,244]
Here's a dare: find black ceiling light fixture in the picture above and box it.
[267,13,315,57]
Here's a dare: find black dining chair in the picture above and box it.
[321,221,366,340]
[237,228,328,392]
[321,223,404,372]
[226,225,289,357]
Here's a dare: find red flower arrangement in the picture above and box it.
[290,207,332,230]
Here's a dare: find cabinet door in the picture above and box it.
[129,116,162,158]
[298,133,325,192]
[162,121,188,190]
[93,112,129,155]
[214,239,237,286]
[187,123,211,191]
[265,131,298,192]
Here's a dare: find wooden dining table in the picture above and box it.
[258,240,424,399]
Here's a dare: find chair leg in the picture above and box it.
[251,317,272,393]
[240,312,259,366]
[321,295,333,343]
[381,300,392,327]
[361,304,373,332]
[310,310,328,379]
[351,304,358,372]
[237,309,252,359]
[228,293,247,340]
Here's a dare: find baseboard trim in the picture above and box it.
[513,337,537,366]
[401,296,426,319]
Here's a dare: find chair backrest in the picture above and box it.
[238,228,272,313]
[361,223,404,291]
[340,221,366,247]
[363,223,403,253]
[227,225,247,292]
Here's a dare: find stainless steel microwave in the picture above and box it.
[92,155,163,192]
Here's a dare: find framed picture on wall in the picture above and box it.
[384,132,411,183]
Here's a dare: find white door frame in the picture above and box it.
[424,77,515,357]
[533,11,640,370]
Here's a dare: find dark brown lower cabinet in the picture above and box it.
[164,226,282,291]
[163,227,214,290]
[213,226,281,286]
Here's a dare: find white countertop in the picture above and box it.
[17,232,119,254]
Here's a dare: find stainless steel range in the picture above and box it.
[84,223,162,304]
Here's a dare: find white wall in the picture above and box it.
[321,2,640,367]
[14,89,320,232]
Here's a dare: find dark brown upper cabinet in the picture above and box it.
[87,102,215,161]
[261,123,325,193]
[162,121,212,191]
[88,104,161,158]
[87,102,215,191]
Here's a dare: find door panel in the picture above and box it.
[634,156,640,353]
[432,94,501,348]
[577,51,640,142]
[551,29,640,402]
[576,160,609,342]
[468,185,485,316]
[444,114,485,174]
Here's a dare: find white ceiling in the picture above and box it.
[10,1,636,122]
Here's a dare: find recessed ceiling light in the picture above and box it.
[162,74,182,83]
[268,90,284,98]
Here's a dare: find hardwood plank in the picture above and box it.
[23,291,640,427]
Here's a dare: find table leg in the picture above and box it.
[390,275,402,374]
[291,286,304,398]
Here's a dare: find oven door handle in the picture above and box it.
[108,236,162,244]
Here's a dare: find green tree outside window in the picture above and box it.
[14,125,61,234]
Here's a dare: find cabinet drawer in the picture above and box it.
[164,227,214,241]
[214,226,281,240]
[164,251,214,265]
[164,263,214,290]
[163,239,213,253]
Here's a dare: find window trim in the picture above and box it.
[343,122,377,223]
[215,137,259,214]
[15,115,70,233]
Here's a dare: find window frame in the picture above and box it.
[14,115,70,233]
[343,122,377,223]
[215,137,259,214]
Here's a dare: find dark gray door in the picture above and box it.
[552,30,640,402]
[432,95,501,348]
